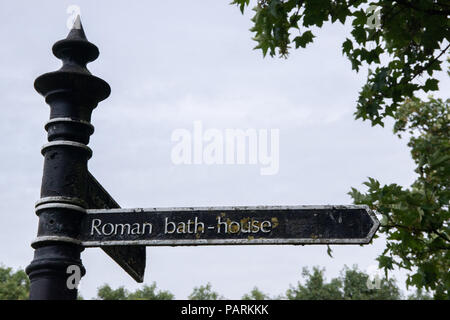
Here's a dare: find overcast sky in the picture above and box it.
[0,1,448,299]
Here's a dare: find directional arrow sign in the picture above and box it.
[80,205,379,246]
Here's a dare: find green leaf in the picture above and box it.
[342,38,353,54]
[351,26,367,44]
[423,79,439,92]
[294,30,315,48]
[230,0,250,14]
[326,245,333,258]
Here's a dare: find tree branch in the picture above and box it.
[383,222,450,243]
[410,43,450,81]
[394,0,450,16]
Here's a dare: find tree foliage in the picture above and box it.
[232,0,449,299]
[0,263,434,299]
[231,0,449,126]
[188,282,223,300]
[286,265,401,299]
[242,287,271,300]
[350,97,450,299]
[97,282,174,300]
[407,288,433,300]
[0,265,29,300]
[286,266,342,299]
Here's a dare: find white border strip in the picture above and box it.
[81,237,374,247]
[35,202,86,214]
[45,117,94,133]
[87,204,372,214]
[35,196,87,208]
[32,236,82,247]
[41,141,92,158]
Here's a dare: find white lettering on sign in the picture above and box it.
[164,216,273,234]
[216,216,272,234]
[164,217,205,234]
[89,216,274,237]
[90,219,153,236]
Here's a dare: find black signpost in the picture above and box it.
[26,19,379,300]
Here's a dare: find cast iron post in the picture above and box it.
[26,18,110,299]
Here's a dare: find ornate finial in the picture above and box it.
[34,16,110,106]
[52,15,99,64]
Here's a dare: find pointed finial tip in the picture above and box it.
[66,15,87,41]
[72,14,82,30]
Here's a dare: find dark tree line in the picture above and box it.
[0,264,432,300]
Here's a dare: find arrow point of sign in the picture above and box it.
[363,206,380,244]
